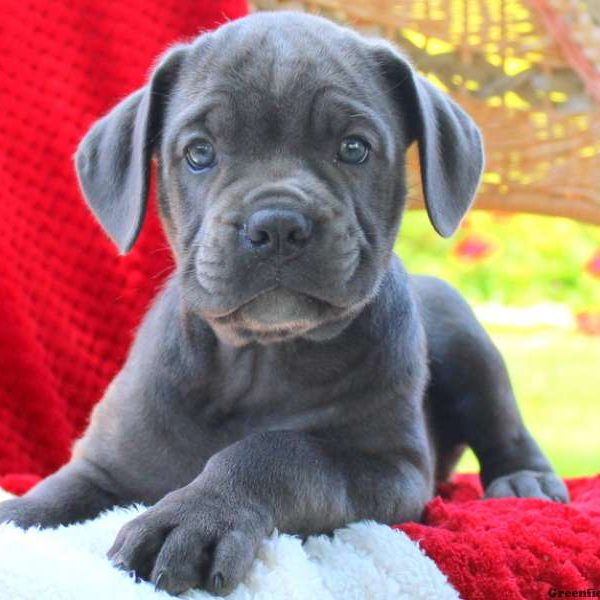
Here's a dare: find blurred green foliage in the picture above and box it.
[395,210,600,310]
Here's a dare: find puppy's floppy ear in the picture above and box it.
[75,45,188,253]
[374,44,484,237]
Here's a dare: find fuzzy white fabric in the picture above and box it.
[0,489,459,600]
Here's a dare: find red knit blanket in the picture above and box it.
[400,475,600,599]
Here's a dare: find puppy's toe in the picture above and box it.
[149,525,213,595]
[485,470,569,502]
[538,472,570,502]
[205,530,260,596]
[108,514,174,581]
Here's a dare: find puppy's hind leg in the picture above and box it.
[415,275,569,503]
[452,322,568,501]
[470,362,570,503]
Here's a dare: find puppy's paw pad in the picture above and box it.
[485,470,569,502]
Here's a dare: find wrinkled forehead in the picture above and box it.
[190,12,373,94]
[165,14,391,146]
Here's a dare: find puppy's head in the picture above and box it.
[76,12,483,345]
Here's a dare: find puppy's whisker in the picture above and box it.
[150,245,173,255]
[330,249,360,261]
[196,245,229,261]
[346,226,378,242]
[196,271,231,283]
[152,267,176,280]
[196,259,224,267]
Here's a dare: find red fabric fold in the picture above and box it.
[399,474,600,598]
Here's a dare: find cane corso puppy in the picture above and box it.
[0,11,568,596]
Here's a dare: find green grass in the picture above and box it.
[456,327,600,477]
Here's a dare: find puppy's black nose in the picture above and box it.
[246,209,313,256]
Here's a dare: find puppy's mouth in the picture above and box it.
[208,287,348,343]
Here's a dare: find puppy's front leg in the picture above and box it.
[109,429,432,596]
[0,458,121,528]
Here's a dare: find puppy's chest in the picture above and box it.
[199,344,372,434]
[203,367,323,432]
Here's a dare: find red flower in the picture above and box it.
[491,211,514,223]
[453,236,494,262]
[585,251,600,278]
[576,311,600,336]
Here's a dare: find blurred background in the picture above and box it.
[253,0,600,476]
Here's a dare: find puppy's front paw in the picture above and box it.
[485,470,569,502]
[107,489,273,596]
[0,497,46,529]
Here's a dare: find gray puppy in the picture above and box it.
[0,11,568,597]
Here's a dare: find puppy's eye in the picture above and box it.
[185,140,216,171]
[338,136,370,164]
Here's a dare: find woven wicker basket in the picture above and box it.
[252,0,600,225]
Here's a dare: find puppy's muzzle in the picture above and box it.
[245,208,313,259]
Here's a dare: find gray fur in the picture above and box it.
[0,12,567,597]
